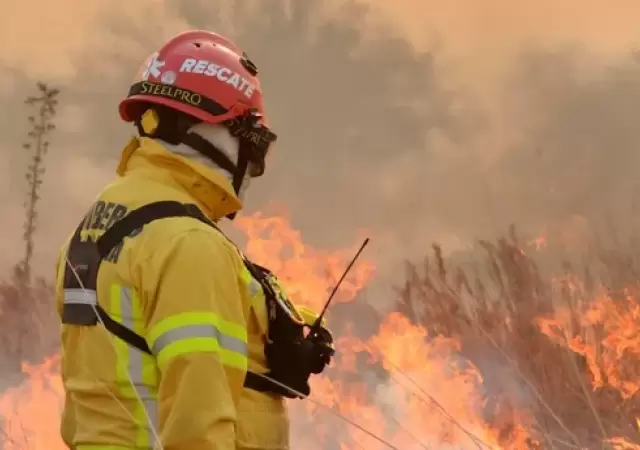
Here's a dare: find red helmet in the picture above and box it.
[119,30,276,179]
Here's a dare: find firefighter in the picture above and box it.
[54,30,332,450]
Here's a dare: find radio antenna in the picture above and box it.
[310,237,370,331]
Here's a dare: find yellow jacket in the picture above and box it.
[55,137,288,450]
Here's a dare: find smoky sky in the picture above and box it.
[2,0,640,281]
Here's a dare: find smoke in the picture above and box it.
[2,0,640,282]
[3,4,640,447]
[374,0,640,86]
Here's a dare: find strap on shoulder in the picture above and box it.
[96,201,216,258]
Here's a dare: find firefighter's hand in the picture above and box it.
[309,325,334,374]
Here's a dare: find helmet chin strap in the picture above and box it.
[160,122,252,219]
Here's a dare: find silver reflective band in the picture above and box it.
[248,278,262,297]
[63,288,97,305]
[120,287,159,438]
[151,324,248,356]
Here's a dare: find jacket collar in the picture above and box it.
[116,136,242,220]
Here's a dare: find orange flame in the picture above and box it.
[0,357,63,450]
[527,230,547,251]
[536,282,640,448]
[235,212,375,311]
[536,286,640,399]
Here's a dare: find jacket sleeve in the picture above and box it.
[138,228,249,450]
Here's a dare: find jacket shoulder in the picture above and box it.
[137,216,241,261]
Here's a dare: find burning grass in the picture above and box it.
[394,226,640,449]
[0,217,638,449]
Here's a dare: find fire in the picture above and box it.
[528,230,547,251]
[0,357,63,450]
[536,282,640,449]
[4,210,637,449]
[537,287,640,398]
[238,212,540,449]
[235,212,375,311]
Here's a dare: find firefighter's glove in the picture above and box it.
[296,305,334,372]
[263,327,334,398]
[307,325,334,374]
